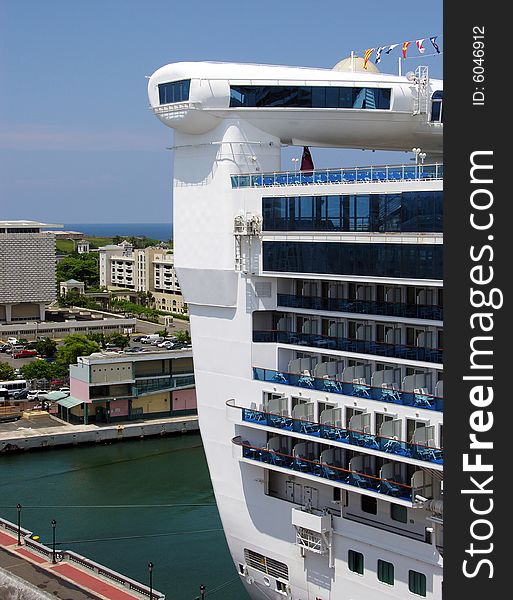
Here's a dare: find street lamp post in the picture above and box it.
[16,504,22,546]
[148,562,154,600]
[291,157,299,172]
[51,520,57,564]
[200,584,206,600]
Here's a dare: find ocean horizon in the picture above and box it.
[58,223,173,241]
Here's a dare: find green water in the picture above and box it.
[0,435,246,600]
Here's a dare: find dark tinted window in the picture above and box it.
[409,570,427,596]
[262,191,443,233]
[230,85,391,109]
[378,560,395,585]
[158,80,191,104]
[348,550,364,574]
[262,242,443,280]
[431,90,443,122]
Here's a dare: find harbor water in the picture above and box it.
[0,434,246,600]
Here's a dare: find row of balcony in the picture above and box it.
[91,375,195,401]
[134,375,194,396]
[234,437,420,504]
[253,367,443,411]
[277,294,443,322]
[231,164,444,188]
[253,330,443,364]
[230,401,442,465]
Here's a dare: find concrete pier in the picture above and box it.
[0,414,199,453]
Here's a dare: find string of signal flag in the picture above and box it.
[359,35,443,69]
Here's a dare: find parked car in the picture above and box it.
[13,349,38,359]
[7,337,18,345]
[131,335,145,342]
[27,390,48,400]
[140,334,160,344]
[12,388,29,399]
[0,344,10,352]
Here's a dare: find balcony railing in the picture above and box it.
[231,164,443,189]
[134,375,194,396]
[253,330,443,364]
[228,400,442,465]
[253,367,443,411]
[277,294,443,321]
[233,437,414,502]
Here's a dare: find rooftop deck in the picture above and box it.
[231,163,444,188]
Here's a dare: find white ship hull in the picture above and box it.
[149,61,444,600]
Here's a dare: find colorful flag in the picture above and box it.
[375,46,385,64]
[363,48,374,70]
[430,36,441,53]
[385,43,399,55]
[300,146,314,171]
[402,41,411,58]
[416,39,425,54]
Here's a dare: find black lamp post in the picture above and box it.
[148,562,154,600]
[51,520,57,564]
[16,504,22,546]
[199,584,206,600]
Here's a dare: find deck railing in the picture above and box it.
[231,163,443,188]
[252,367,443,412]
[233,437,414,502]
[253,330,443,364]
[277,293,443,321]
[227,400,443,465]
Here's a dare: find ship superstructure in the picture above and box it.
[149,59,443,600]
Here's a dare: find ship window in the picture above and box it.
[409,570,427,596]
[430,90,443,122]
[262,191,443,233]
[348,550,364,575]
[361,495,377,515]
[391,504,408,523]
[229,85,391,109]
[158,80,191,105]
[378,559,395,585]
[262,241,443,280]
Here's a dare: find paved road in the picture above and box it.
[134,318,189,335]
[0,547,101,600]
[0,415,66,435]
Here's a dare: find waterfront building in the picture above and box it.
[99,243,187,314]
[65,348,196,424]
[149,58,444,600]
[0,220,61,324]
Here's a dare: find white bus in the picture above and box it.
[0,379,28,398]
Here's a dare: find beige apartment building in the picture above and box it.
[98,242,187,314]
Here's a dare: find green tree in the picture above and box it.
[0,362,15,381]
[55,334,101,366]
[56,253,100,288]
[86,332,105,346]
[20,361,56,381]
[175,329,191,344]
[105,333,130,349]
[36,338,57,358]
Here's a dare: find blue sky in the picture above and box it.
[0,0,442,224]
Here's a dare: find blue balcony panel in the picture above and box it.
[277,294,443,321]
[234,438,414,502]
[253,330,443,365]
[233,403,443,465]
[252,367,443,412]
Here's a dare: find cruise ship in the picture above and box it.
[148,57,443,600]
